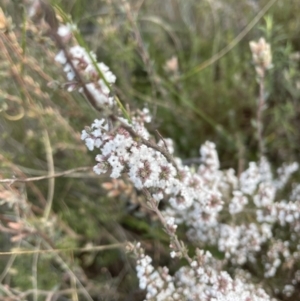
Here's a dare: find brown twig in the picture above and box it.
[0,167,92,183]
[257,74,265,157]
[0,242,126,256]
[142,188,192,264]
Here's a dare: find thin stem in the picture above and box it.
[143,189,192,264]
[257,74,265,157]
[42,130,55,221]
[32,240,41,301]
[0,167,92,183]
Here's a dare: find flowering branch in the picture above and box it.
[143,188,192,263]
[249,37,273,157]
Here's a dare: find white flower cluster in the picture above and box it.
[81,114,221,212]
[217,223,272,264]
[249,37,273,77]
[55,30,116,108]
[163,142,300,271]
[229,190,248,214]
[256,199,300,228]
[274,162,299,189]
[137,255,176,300]
[129,243,271,301]
[263,240,291,278]
[81,100,300,296]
